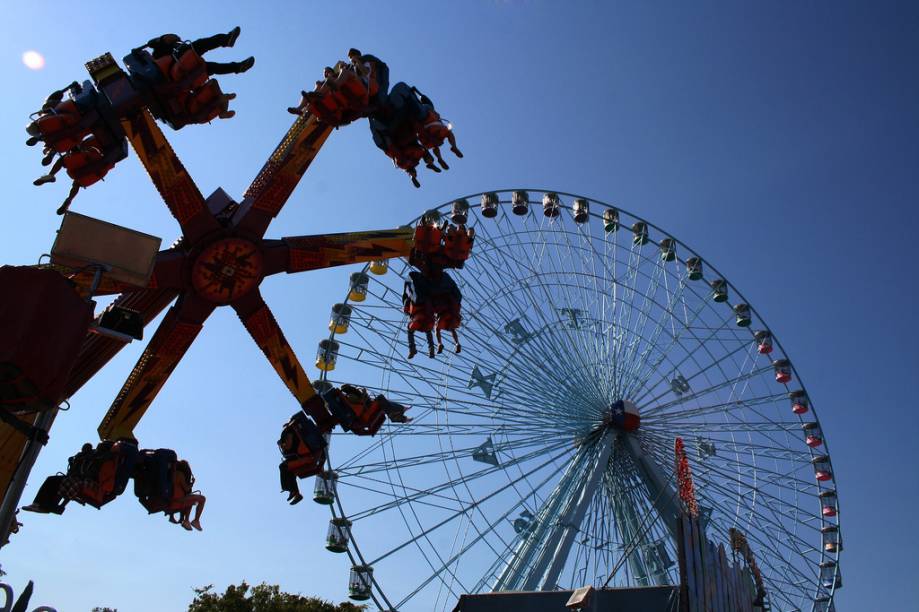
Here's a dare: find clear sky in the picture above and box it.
[0,1,916,610]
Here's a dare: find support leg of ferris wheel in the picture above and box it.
[617,433,682,585]
[492,431,616,592]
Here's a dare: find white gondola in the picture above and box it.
[710,278,728,302]
[734,303,751,327]
[542,192,561,218]
[349,565,374,601]
[451,198,469,225]
[659,238,676,261]
[326,517,352,553]
[512,190,529,216]
[631,221,649,245]
[686,256,703,280]
[602,207,619,232]
[480,192,499,218]
[313,470,338,505]
[572,198,589,223]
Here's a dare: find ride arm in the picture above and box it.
[262,227,415,276]
[233,115,334,237]
[97,293,215,440]
[119,110,220,243]
[231,290,316,405]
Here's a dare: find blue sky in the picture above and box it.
[0,1,917,609]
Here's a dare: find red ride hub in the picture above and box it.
[190,237,263,304]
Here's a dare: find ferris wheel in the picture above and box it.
[309,190,841,612]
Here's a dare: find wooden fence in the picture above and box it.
[677,513,759,612]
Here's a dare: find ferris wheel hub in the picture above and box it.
[606,399,640,432]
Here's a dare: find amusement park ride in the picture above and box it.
[0,30,841,612]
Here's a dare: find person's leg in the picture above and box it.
[279,462,300,499]
[190,495,205,530]
[446,132,463,158]
[190,27,240,55]
[451,329,461,353]
[56,182,80,215]
[34,155,66,186]
[432,146,449,170]
[435,329,444,354]
[407,328,417,359]
[205,57,254,76]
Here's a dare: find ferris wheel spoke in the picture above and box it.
[643,391,787,423]
[366,444,572,568]
[355,440,573,542]
[633,323,753,410]
[390,447,570,610]
[470,223,614,409]
[639,439,822,546]
[337,431,569,479]
[459,267,604,411]
[639,358,770,415]
[621,265,690,400]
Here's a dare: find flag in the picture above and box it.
[609,399,640,432]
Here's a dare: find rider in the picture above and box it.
[287,66,336,115]
[133,27,254,76]
[348,48,389,106]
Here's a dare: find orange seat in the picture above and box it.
[443,226,474,262]
[413,223,443,254]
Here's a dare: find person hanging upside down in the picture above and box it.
[166,462,205,531]
[411,87,463,170]
[133,26,254,76]
[278,405,328,505]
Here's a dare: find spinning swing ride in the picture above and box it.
[0,31,840,612]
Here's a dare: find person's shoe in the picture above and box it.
[288,107,302,115]
[226,26,241,47]
[22,503,49,514]
[289,493,304,505]
[224,92,237,101]
[33,175,56,186]
[438,159,450,171]
[181,519,193,531]
[411,176,421,188]
[407,347,417,359]
[41,151,55,166]
[236,56,255,74]
[451,146,464,158]
[191,519,203,531]
[218,110,236,119]
[437,344,444,354]
[455,344,462,354]
[426,161,441,173]
[26,136,41,147]
[286,491,297,501]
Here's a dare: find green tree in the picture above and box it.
[188,582,366,612]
